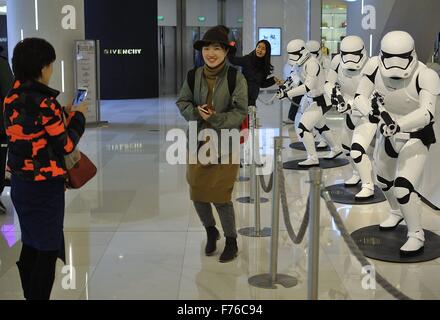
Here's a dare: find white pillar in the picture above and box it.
[7,0,85,105]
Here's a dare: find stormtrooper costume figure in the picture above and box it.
[282,45,328,149]
[324,35,376,199]
[306,40,331,148]
[353,31,440,255]
[307,40,331,76]
[277,39,342,167]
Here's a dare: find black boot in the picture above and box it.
[16,244,38,300]
[205,226,220,256]
[219,237,238,263]
[28,250,58,300]
[16,261,31,300]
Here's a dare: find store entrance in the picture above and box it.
[158,26,177,96]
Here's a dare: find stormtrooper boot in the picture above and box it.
[345,174,361,186]
[380,209,404,230]
[321,131,343,160]
[299,157,320,167]
[400,230,425,256]
[353,152,375,199]
[345,168,361,186]
[317,139,328,149]
[299,131,319,167]
[355,183,375,200]
[399,194,425,256]
[314,131,328,149]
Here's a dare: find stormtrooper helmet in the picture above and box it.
[379,31,418,79]
[287,39,311,66]
[306,40,321,60]
[340,36,368,71]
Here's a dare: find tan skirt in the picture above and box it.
[187,158,239,204]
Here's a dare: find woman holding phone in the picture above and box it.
[4,38,88,300]
[176,26,248,263]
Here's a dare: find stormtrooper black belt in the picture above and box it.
[312,95,332,114]
[406,123,436,148]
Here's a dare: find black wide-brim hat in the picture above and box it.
[193,25,237,54]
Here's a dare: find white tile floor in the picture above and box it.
[0,94,439,300]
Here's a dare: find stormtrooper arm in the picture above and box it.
[396,69,440,131]
[324,55,341,98]
[290,74,301,88]
[286,61,320,99]
[324,68,338,99]
[282,72,300,91]
[286,83,308,99]
[353,76,375,117]
[397,90,436,131]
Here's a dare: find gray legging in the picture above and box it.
[193,201,237,238]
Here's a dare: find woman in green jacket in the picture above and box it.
[176,26,248,263]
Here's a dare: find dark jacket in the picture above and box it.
[228,54,276,106]
[0,57,13,142]
[4,80,86,182]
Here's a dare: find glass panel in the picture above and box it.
[321,0,347,57]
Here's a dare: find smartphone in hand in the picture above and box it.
[199,106,211,115]
[72,88,88,105]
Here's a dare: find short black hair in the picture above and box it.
[12,38,56,81]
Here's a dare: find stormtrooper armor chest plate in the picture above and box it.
[374,67,422,118]
[338,68,363,100]
[300,58,326,98]
[290,66,302,88]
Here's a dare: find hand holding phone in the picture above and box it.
[198,104,213,115]
[199,106,211,114]
[75,101,89,115]
[73,88,88,106]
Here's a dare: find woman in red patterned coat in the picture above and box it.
[3,38,88,300]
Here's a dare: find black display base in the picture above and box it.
[289,142,330,152]
[283,158,349,171]
[351,225,440,263]
[236,196,270,204]
[325,184,386,205]
[238,227,272,238]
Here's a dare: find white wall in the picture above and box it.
[225,0,244,29]
[186,0,218,27]
[243,0,319,79]
[347,0,395,57]
[310,0,322,43]
[7,0,85,106]
[158,0,177,27]
[347,0,440,61]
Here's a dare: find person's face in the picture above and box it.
[256,42,267,58]
[202,43,228,68]
[39,63,53,85]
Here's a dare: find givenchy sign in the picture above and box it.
[103,49,143,55]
